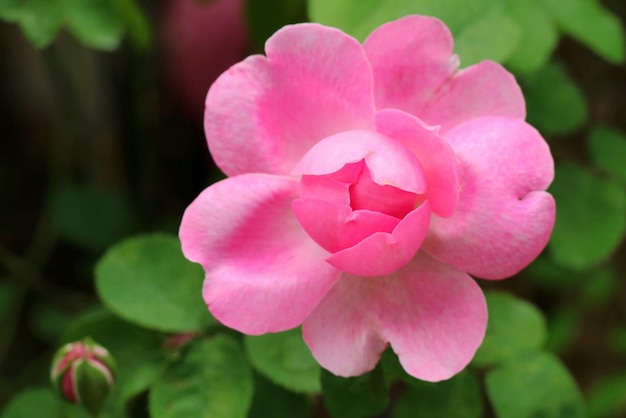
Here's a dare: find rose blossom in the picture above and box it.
[179,15,555,382]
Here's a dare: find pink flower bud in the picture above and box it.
[50,338,116,415]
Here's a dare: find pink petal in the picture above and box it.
[205,23,376,176]
[376,109,460,217]
[420,61,526,134]
[292,130,426,194]
[302,253,487,382]
[422,116,556,279]
[300,173,351,206]
[349,163,420,218]
[363,15,458,117]
[292,199,400,253]
[327,202,431,277]
[179,174,340,334]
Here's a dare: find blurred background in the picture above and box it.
[1,0,626,416]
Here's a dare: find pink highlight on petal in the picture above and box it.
[294,161,420,256]
[327,202,431,277]
[179,174,340,334]
[205,23,376,176]
[364,15,457,117]
[376,109,460,217]
[292,130,426,194]
[349,164,420,218]
[420,61,526,134]
[63,364,80,403]
[292,199,400,253]
[423,116,555,279]
[382,254,487,382]
[303,253,487,381]
[53,343,81,377]
[300,173,351,206]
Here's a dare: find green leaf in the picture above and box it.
[95,234,214,332]
[308,0,492,43]
[380,347,412,385]
[609,327,626,355]
[503,0,559,74]
[453,5,522,66]
[1,389,60,418]
[1,0,148,50]
[16,0,63,49]
[244,328,321,394]
[309,0,527,66]
[321,365,388,418]
[542,0,625,63]
[150,336,253,418]
[111,0,151,50]
[486,352,585,418]
[581,268,620,308]
[587,373,626,418]
[246,0,307,50]
[48,184,137,252]
[588,125,626,183]
[523,62,587,135]
[0,388,90,418]
[0,0,22,21]
[308,0,393,42]
[62,0,124,50]
[394,371,483,418]
[248,373,312,418]
[548,164,626,270]
[472,292,547,367]
[545,308,580,354]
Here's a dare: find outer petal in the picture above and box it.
[179,174,340,334]
[422,116,556,279]
[302,253,487,382]
[420,61,526,134]
[205,23,376,176]
[327,202,431,277]
[363,15,458,117]
[376,109,460,217]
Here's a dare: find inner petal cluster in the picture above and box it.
[291,130,431,276]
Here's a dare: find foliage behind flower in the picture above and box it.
[179,15,555,382]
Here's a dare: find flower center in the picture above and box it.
[290,129,427,255]
[348,162,419,219]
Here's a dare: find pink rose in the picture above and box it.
[179,15,555,382]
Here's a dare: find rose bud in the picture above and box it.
[50,337,116,415]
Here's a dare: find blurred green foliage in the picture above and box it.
[244,328,321,394]
[486,352,585,418]
[0,0,150,50]
[472,292,548,367]
[95,234,214,332]
[308,0,625,70]
[394,371,483,418]
[1,0,626,417]
[150,336,254,418]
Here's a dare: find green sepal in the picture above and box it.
[73,358,114,416]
